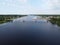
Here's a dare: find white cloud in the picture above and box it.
[0,0,60,14]
[19,0,27,4]
[37,0,60,14]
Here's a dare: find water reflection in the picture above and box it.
[49,17,60,26]
[0,15,60,45]
[0,15,60,27]
[0,15,26,24]
[0,17,13,24]
[13,16,48,23]
[0,20,13,24]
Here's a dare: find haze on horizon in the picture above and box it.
[0,0,60,14]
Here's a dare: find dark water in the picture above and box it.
[0,16,60,45]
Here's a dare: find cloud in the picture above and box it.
[36,0,60,14]
[19,0,27,4]
[0,0,60,14]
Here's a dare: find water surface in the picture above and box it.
[0,16,60,45]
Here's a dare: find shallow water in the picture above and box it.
[0,16,60,45]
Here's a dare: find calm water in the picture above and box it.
[0,16,60,45]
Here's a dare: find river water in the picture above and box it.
[0,16,60,45]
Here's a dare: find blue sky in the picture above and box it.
[0,0,60,14]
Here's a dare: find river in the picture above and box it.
[0,16,60,45]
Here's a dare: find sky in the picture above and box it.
[0,0,60,14]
